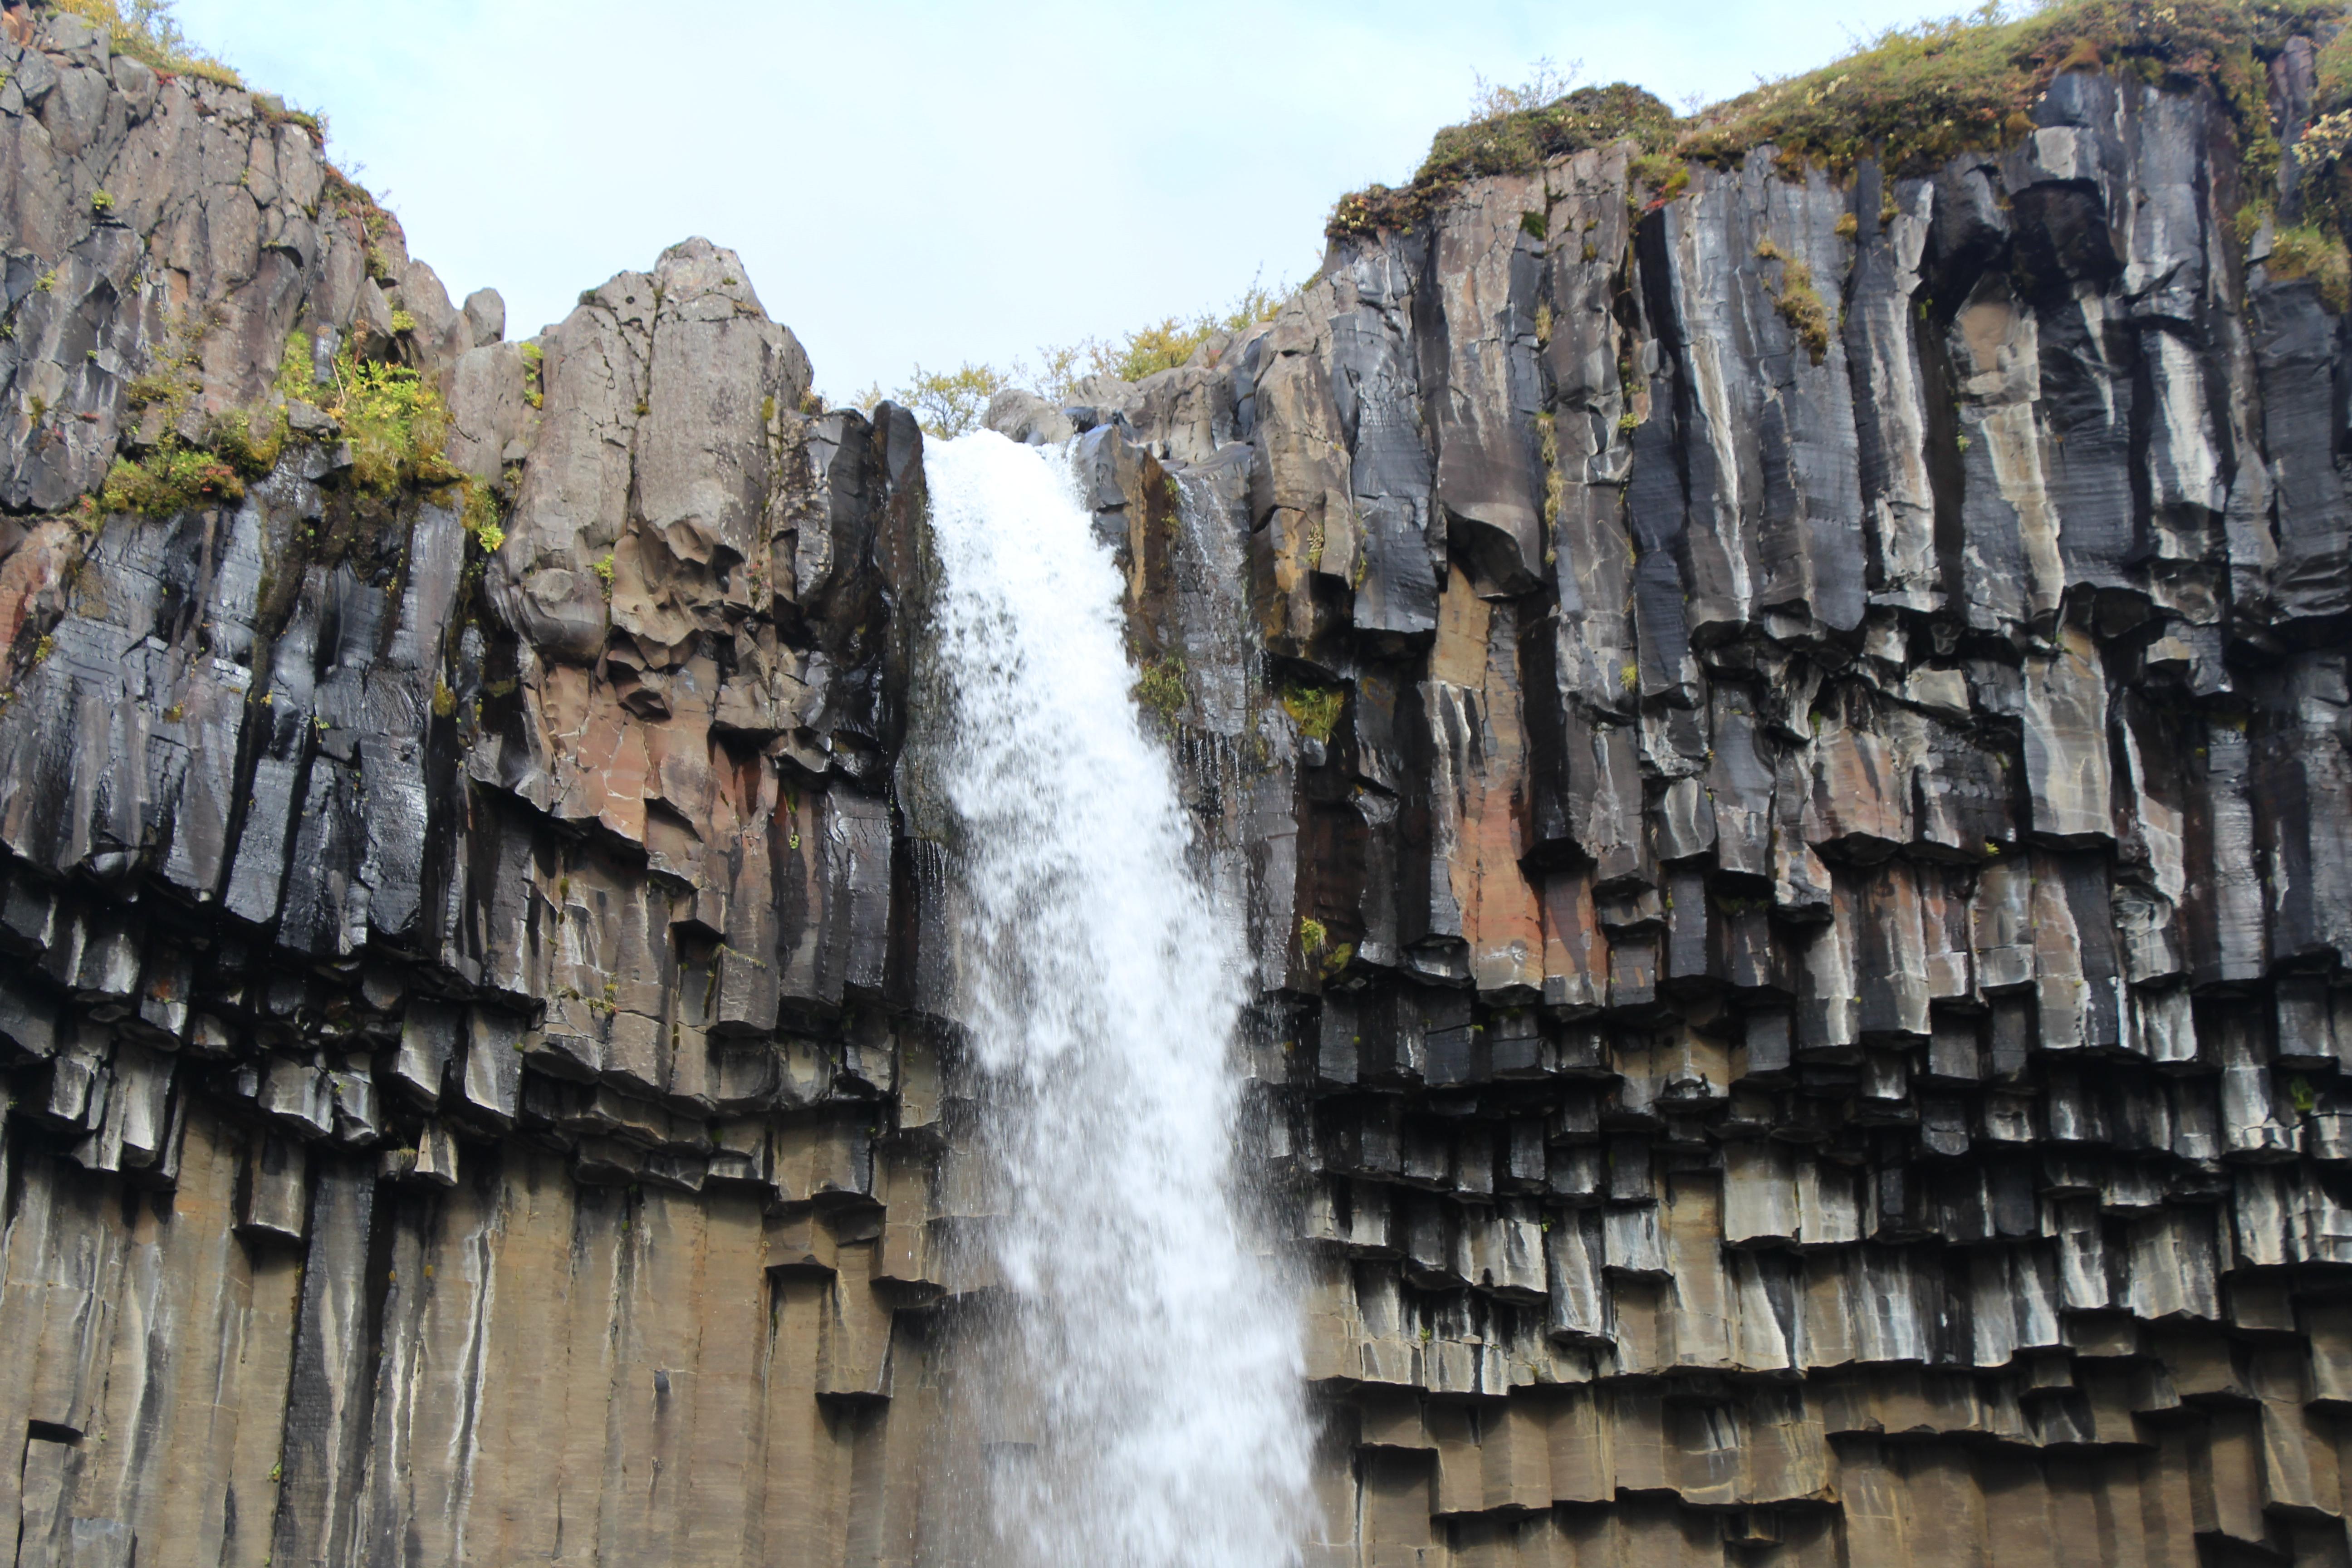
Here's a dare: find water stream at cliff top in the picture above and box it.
[921,431,1310,1567]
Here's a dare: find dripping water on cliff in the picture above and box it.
[916,432,1311,1566]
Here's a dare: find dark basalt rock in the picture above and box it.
[1,11,2351,1566]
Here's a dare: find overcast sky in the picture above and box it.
[174,0,1963,401]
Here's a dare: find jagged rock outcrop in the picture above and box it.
[4,5,2352,1566]
[1037,48,2352,1568]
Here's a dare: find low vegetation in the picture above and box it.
[51,0,241,88]
[1131,655,1189,726]
[99,323,506,558]
[1333,73,1676,237]
[1681,0,2337,176]
[1753,239,1833,363]
[1088,275,1289,384]
[2266,220,2352,309]
[1279,684,1345,744]
[1330,0,2352,238]
[1295,915,1353,979]
[862,277,1292,438]
[325,346,456,495]
[98,446,245,516]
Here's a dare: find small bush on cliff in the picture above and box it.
[1097,275,1289,383]
[206,406,285,476]
[1280,684,1345,743]
[99,447,244,516]
[872,362,1009,440]
[2267,221,2352,309]
[460,477,507,553]
[862,277,1293,421]
[327,347,456,494]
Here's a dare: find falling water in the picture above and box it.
[921,431,1311,1568]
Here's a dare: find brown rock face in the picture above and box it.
[3,11,2352,1566]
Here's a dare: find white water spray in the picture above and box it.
[921,432,1310,1568]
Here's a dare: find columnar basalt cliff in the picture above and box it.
[4,4,2352,1565]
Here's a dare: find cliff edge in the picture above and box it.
[1,3,2352,1565]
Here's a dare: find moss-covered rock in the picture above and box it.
[1331,0,2352,240]
[1331,83,1676,237]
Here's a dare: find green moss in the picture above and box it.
[322,165,401,273]
[1132,654,1188,725]
[1331,1,2351,242]
[54,0,243,87]
[2267,221,2352,310]
[100,448,245,516]
[1683,0,2341,177]
[1332,82,1678,237]
[252,95,325,138]
[1756,239,1833,363]
[1297,917,1329,960]
[1294,918,1352,977]
[123,368,193,412]
[1280,683,1345,742]
[1626,155,1690,201]
[593,553,616,599]
[207,407,286,476]
[99,323,323,521]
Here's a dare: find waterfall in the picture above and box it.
[920,431,1311,1568]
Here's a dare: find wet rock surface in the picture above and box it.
[2,14,2352,1566]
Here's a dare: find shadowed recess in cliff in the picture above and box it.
[918,432,1312,1565]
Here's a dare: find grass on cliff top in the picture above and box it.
[1681,0,2335,172]
[1330,0,2352,237]
[49,0,242,88]
[47,1,338,141]
[1333,77,1679,236]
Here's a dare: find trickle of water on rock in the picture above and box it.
[921,431,1311,1567]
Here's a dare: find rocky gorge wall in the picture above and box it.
[1,5,2352,1566]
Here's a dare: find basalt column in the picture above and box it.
[0,6,2350,1567]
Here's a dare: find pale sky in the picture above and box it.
[173,0,1963,402]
